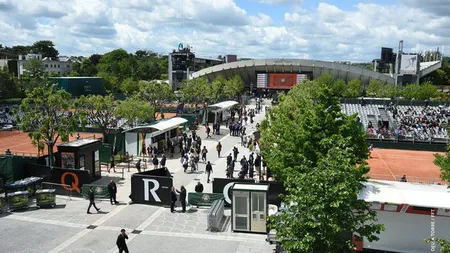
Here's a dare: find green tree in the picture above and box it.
[31,40,59,58]
[330,79,346,97]
[120,77,139,95]
[260,82,384,252]
[17,86,80,165]
[383,83,402,98]
[425,238,450,253]
[343,79,362,98]
[223,75,244,98]
[210,75,227,102]
[179,77,210,109]
[75,94,118,143]
[23,58,45,78]
[116,96,155,127]
[366,79,383,97]
[0,68,20,99]
[138,80,173,118]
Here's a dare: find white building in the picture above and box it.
[0,58,9,70]
[17,54,72,78]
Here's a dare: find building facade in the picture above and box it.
[17,54,72,78]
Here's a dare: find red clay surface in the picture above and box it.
[0,131,102,156]
[367,148,444,183]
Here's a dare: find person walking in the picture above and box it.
[135,158,142,173]
[205,161,213,183]
[206,125,212,138]
[170,186,177,213]
[107,180,118,205]
[255,155,261,180]
[176,186,187,213]
[233,146,239,162]
[216,142,222,158]
[116,229,129,253]
[87,186,100,214]
[201,146,208,163]
[160,154,167,168]
[152,156,159,170]
[170,144,175,158]
[226,153,232,167]
[195,181,204,193]
[109,155,116,173]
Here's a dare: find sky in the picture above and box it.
[0,0,449,62]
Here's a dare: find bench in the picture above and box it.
[207,199,225,232]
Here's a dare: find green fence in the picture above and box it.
[100,144,112,164]
[188,192,224,206]
[0,156,25,184]
[81,184,110,199]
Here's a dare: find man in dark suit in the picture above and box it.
[195,181,204,193]
[87,186,100,214]
[176,186,187,213]
[170,187,177,213]
[107,180,118,205]
[116,229,129,253]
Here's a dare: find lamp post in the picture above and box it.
[46,140,54,167]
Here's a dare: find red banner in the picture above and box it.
[269,74,297,89]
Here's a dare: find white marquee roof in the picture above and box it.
[359,180,450,209]
[123,117,188,134]
[208,101,238,111]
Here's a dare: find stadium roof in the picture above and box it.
[191,59,441,86]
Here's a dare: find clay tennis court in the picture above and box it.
[0,130,102,156]
[367,148,445,184]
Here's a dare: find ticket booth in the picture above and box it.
[232,184,268,233]
[57,139,102,180]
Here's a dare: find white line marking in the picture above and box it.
[5,215,88,229]
[48,229,92,253]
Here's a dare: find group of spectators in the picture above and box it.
[389,103,449,141]
[0,106,17,124]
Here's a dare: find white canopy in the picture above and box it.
[123,117,188,135]
[208,101,238,111]
[359,180,450,209]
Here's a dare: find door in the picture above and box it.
[251,192,267,233]
[233,191,249,231]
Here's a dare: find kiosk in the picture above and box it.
[207,101,238,124]
[232,184,269,233]
[57,139,102,180]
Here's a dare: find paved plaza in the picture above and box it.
[0,100,275,253]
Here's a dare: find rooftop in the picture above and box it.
[57,138,100,148]
[360,180,450,209]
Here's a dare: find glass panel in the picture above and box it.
[259,193,265,212]
[235,196,248,215]
[61,152,75,169]
[235,217,248,230]
[252,193,258,212]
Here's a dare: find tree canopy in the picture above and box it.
[260,78,384,252]
[17,86,81,160]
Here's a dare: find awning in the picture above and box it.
[123,117,188,134]
[208,101,238,111]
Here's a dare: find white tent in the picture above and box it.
[123,117,188,156]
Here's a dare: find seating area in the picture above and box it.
[341,103,450,142]
[0,106,20,125]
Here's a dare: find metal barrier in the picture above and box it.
[368,174,445,185]
[41,182,73,200]
[207,199,224,232]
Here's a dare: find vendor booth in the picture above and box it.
[57,139,102,180]
[207,101,238,124]
[124,117,187,156]
[232,184,269,233]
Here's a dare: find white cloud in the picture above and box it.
[0,1,449,61]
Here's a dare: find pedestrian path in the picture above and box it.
[0,98,275,253]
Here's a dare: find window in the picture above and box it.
[58,64,60,68]
[79,155,85,170]
[45,64,48,67]
[61,152,75,169]
[412,206,433,212]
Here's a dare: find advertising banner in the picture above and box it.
[81,184,110,199]
[213,178,286,207]
[187,192,224,206]
[130,168,173,206]
[269,73,298,89]
[400,54,419,75]
[212,178,255,206]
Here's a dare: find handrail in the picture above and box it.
[41,182,72,200]
[207,199,225,232]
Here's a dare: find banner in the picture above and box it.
[213,178,286,207]
[130,168,173,206]
[81,184,110,199]
[212,178,255,206]
[187,192,224,206]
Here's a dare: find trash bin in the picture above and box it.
[8,191,29,211]
[24,177,43,197]
[36,189,56,208]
